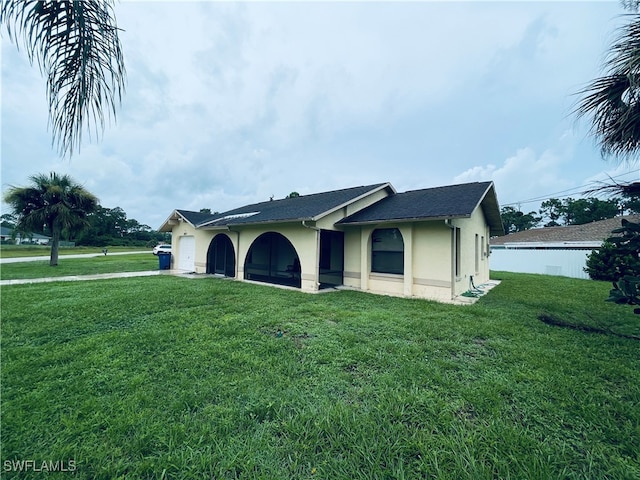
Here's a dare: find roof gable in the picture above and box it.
[338,181,503,234]
[158,209,214,232]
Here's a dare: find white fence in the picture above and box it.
[490,248,594,279]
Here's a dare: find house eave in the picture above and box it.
[200,217,315,229]
[477,182,504,236]
[338,214,471,227]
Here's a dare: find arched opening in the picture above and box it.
[244,232,301,288]
[206,234,236,277]
[371,228,404,275]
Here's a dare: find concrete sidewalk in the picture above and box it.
[0,269,189,286]
[0,251,149,264]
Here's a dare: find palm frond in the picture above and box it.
[574,13,640,162]
[1,0,126,157]
[584,177,640,198]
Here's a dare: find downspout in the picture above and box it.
[302,220,320,231]
[302,220,321,290]
[444,219,455,300]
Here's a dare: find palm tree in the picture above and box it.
[575,7,640,161]
[3,172,99,266]
[1,0,126,157]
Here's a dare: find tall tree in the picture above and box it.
[3,172,98,265]
[539,198,564,227]
[562,197,621,225]
[500,206,541,234]
[1,0,126,157]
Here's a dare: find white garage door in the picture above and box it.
[177,236,195,272]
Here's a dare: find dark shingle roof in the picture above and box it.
[176,210,215,226]
[337,181,502,234]
[198,183,390,227]
[491,215,640,245]
[0,226,50,239]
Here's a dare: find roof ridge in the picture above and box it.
[399,180,492,195]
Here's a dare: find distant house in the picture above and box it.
[0,226,50,245]
[490,215,639,279]
[0,226,12,243]
[159,181,503,303]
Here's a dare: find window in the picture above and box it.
[371,228,404,275]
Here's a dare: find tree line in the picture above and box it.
[2,206,168,248]
[500,196,640,234]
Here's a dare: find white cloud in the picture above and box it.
[454,138,575,208]
[2,1,629,229]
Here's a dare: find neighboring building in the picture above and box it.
[490,215,639,279]
[159,181,502,302]
[0,226,12,243]
[0,226,50,245]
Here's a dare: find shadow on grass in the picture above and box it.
[538,313,640,341]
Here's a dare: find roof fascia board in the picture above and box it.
[203,218,315,229]
[199,225,231,231]
[339,214,470,227]
[476,182,504,235]
[312,182,396,222]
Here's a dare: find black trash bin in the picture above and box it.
[158,252,171,270]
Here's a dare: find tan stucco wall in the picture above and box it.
[340,207,492,301]
[449,208,491,297]
[410,221,455,301]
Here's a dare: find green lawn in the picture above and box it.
[1,272,638,479]
[0,254,158,280]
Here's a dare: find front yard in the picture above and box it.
[1,272,638,479]
[0,254,157,280]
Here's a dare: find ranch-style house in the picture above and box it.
[159,181,502,302]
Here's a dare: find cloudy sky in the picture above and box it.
[3,1,640,229]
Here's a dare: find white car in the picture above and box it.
[153,244,172,255]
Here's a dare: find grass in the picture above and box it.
[0,254,158,280]
[0,245,149,259]
[1,272,639,479]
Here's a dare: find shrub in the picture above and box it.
[585,240,640,281]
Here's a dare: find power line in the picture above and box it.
[501,170,639,208]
